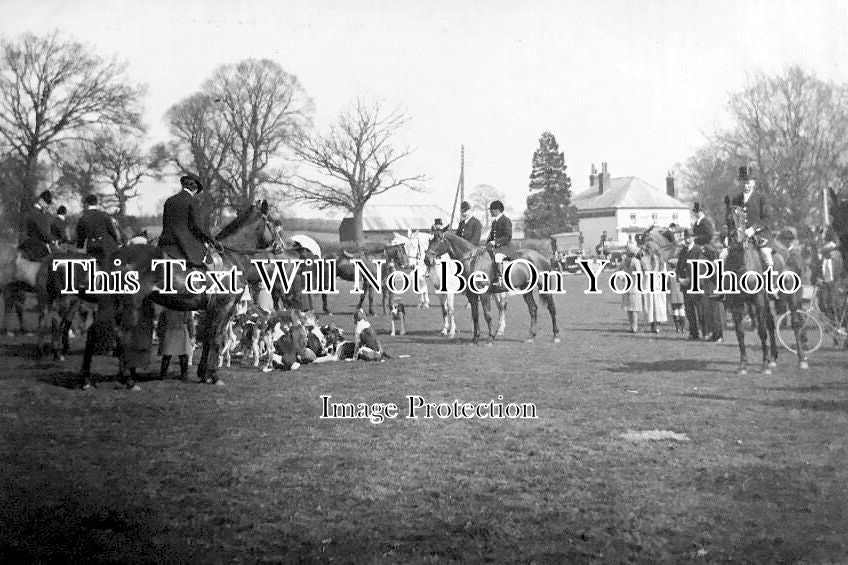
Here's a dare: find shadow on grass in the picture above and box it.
[760,398,848,413]
[37,370,177,390]
[608,359,735,373]
[764,382,848,394]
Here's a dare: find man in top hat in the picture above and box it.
[691,202,714,246]
[76,194,123,265]
[731,166,773,269]
[486,200,514,291]
[675,227,704,340]
[19,190,57,261]
[456,201,482,246]
[158,174,221,269]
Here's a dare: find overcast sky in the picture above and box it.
[3,0,848,218]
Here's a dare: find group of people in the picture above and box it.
[619,166,846,339]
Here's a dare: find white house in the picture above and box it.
[572,162,690,249]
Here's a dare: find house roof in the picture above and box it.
[572,177,689,210]
[345,203,452,231]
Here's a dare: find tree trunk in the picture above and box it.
[353,206,365,246]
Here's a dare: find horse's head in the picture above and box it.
[384,243,409,269]
[216,200,276,250]
[424,229,452,267]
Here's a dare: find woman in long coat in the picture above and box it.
[640,241,668,333]
[157,308,194,379]
[620,243,643,333]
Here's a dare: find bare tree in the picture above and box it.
[55,127,167,217]
[165,91,234,209]
[287,98,425,243]
[679,141,738,226]
[719,67,848,226]
[468,184,505,228]
[0,32,144,226]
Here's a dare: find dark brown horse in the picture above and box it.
[425,231,559,344]
[79,201,301,389]
[724,200,807,373]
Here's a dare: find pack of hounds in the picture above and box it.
[217,301,407,372]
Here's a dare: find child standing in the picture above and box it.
[157,308,194,380]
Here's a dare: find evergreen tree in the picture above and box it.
[524,131,576,238]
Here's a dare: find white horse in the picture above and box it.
[391,230,508,338]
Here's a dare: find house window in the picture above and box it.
[651,212,658,222]
[672,213,678,221]
[629,213,636,225]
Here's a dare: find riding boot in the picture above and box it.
[159,355,171,380]
[178,354,189,380]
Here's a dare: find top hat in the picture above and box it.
[692,202,701,213]
[433,218,443,227]
[460,201,470,212]
[683,227,695,237]
[738,166,757,182]
[180,173,204,192]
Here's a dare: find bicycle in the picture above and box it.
[776,284,848,355]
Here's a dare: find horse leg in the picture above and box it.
[481,294,494,344]
[732,305,748,375]
[322,293,331,315]
[367,287,375,316]
[496,294,507,337]
[447,292,456,338]
[757,301,772,375]
[440,297,449,336]
[765,304,778,369]
[523,291,538,343]
[80,327,96,389]
[468,292,481,344]
[792,309,809,369]
[541,292,560,343]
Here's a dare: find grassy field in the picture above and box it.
[0,273,846,563]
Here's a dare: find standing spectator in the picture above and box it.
[620,243,643,333]
[818,242,843,320]
[157,308,194,380]
[700,241,724,342]
[667,258,686,333]
[640,241,667,334]
[691,202,714,246]
[595,230,608,258]
[676,228,703,340]
[52,206,72,245]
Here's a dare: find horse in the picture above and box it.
[78,200,299,389]
[425,230,559,344]
[640,226,682,262]
[330,243,408,316]
[392,230,508,339]
[723,200,807,374]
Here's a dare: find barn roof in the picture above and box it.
[572,177,688,210]
[348,203,452,231]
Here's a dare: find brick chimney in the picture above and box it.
[666,170,675,198]
[589,163,597,190]
[598,162,610,195]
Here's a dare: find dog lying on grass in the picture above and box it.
[318,309,389,362]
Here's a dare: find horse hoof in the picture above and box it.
[799,360,809,370]
[497,330,505,337]
[553,336,561,344]
[768,361,777,369]
[128,384,141,392]
[737,369,747,376]
[213,379,226,386]
[526,338,534,344]
[58,355,65,362]
[763,368,772,376]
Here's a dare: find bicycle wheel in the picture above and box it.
[776,310,823,355]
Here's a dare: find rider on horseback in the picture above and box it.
[76,194,122,266]
[486,200,514,292]
[19,190,57,261]
[456,201,482,246]
[158,174,222,269]
[731,166,773,270]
